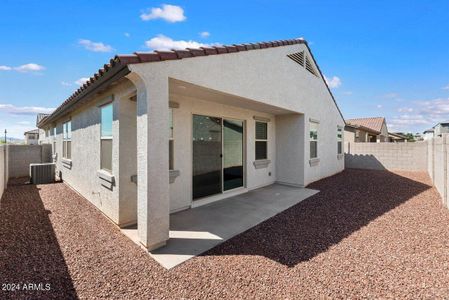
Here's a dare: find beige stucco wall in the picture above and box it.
[39,79,137,225]
[169,93,277,212]
[129,43,345,188]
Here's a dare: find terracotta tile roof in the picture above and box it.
[346,117,385,134]
[38,37,344,127]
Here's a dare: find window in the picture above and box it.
[63,121,72,159]
[100,103,113,172]
[169,108,174,170]
[53,126,56,137]
[255,121,268,160]
[310,122,318,159]
[337,127,343,154]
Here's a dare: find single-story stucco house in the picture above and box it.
[37,38,345,251]
[344,117,388,143]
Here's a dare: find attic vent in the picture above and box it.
[305,55,318,77]
[287,51,304,66]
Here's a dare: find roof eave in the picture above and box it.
[39,64,130,127]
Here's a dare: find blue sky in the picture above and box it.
[1,0,449,138]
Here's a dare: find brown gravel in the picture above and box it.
[2,169,449,299]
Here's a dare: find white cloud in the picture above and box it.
[75,77,90,86]
[199,31,210,38]
[79,39,114,52]
[14,63,45,72]
[61,81,72,86]
[324,76,342,89]
[384,92,400,99]
[0,63,45,73]
[398,107,413,113]
[124,32,131,38]
[0,104,54,115]
[145,34,218,51]
[140,4,186,23]
[17,121,31,125]
[376,104,383,109]
[442,84,449,90]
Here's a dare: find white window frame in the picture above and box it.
[255,121,268,160]
[100,103,113,173]
[309,121,319,159]
[63,120,71,159]
[337,127,343,154]
[169,108,174,170]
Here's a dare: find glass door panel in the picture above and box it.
[223,119,244,191]
[192,115,222,199]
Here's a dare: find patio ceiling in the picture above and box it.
[169,78,299,116]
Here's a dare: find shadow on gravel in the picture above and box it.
[204,169,432,267]
[0,178,78,299]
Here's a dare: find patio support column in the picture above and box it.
[127,72,170,250]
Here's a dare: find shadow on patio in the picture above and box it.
[201,169,432,267]
[0,178,78,299]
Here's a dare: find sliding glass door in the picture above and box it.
[192,115,244,200]
[223,119,244,191]
[192,115,222,199]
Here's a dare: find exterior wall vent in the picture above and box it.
[30,163,56,184]
[287,51,304,66]
[305,55,318,77]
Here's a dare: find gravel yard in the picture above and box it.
[2,169,449,299]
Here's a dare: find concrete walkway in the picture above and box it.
[150,184,318,269]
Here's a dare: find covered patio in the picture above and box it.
[123,183,318,269]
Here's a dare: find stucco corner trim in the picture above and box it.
[62,158,72,169]
[337,153,344,160]
[253,159,271,169]
[309,158,320,166]
[169,170,180,184]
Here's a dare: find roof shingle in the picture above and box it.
[346,117,385,134]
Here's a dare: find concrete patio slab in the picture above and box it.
[150,184,319,269]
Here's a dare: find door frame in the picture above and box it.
[191,113,247,205]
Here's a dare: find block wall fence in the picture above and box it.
[345,137,449,207]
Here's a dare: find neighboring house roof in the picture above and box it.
[345,117,386,134]
[423,128,434,133]
[24,129,39,135]
[38,37,344,127]
[344,123,379,134]
[36,113,50,126]
[388,132,407,139]
[433,122,449,128]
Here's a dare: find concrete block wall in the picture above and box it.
[429,134,449,207]
[0,145,7,200]
[7,144,52,178]
[344,142,427,171]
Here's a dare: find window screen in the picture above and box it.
[255,122,268,160]
[100,103,113,172]
[310,122,318,159]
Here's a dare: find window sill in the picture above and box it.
[169,170,180,184]
[337,153,344,160]
[253,159,271,169]
[62,158,72,169]
[309,158,320,166]
[97,170,115,190]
